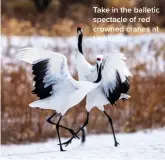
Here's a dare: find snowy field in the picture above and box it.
[1,129,165,160]
[1,33,165,75]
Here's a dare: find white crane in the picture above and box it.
[61,27,132,147]
[16,48,102,151]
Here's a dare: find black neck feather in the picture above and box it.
[94,64,102,83]
[78,33,83,54]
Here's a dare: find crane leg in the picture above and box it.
[47,112,79,139]
[60,111,89,147]
[55,115,66,151]
[81,127,86,143]
[104,111,119,147]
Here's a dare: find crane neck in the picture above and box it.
[94,64,102,83]
[78,33,83,54]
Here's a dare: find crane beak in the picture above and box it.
[101,63,104,71]
[77,30,83,36]
[77,31,81,36]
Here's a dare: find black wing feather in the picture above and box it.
[106,71,130,105]
[32,59,53,99]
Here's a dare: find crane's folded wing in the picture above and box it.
[101,53,132,105]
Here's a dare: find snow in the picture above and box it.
[1,129,165,160]
[1,33,165,76]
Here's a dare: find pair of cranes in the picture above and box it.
[16,27,132,151]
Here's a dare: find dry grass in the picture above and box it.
[2,60,165,144]
[2,0,165,36]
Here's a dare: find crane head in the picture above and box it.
[77,27,83,36]
[96,55,104,64]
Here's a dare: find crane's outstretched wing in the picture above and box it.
[101,53,132,105]
[16,48,80,99]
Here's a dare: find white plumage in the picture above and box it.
[101,53,132,95]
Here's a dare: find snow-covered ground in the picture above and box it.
[1,129,165,160]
